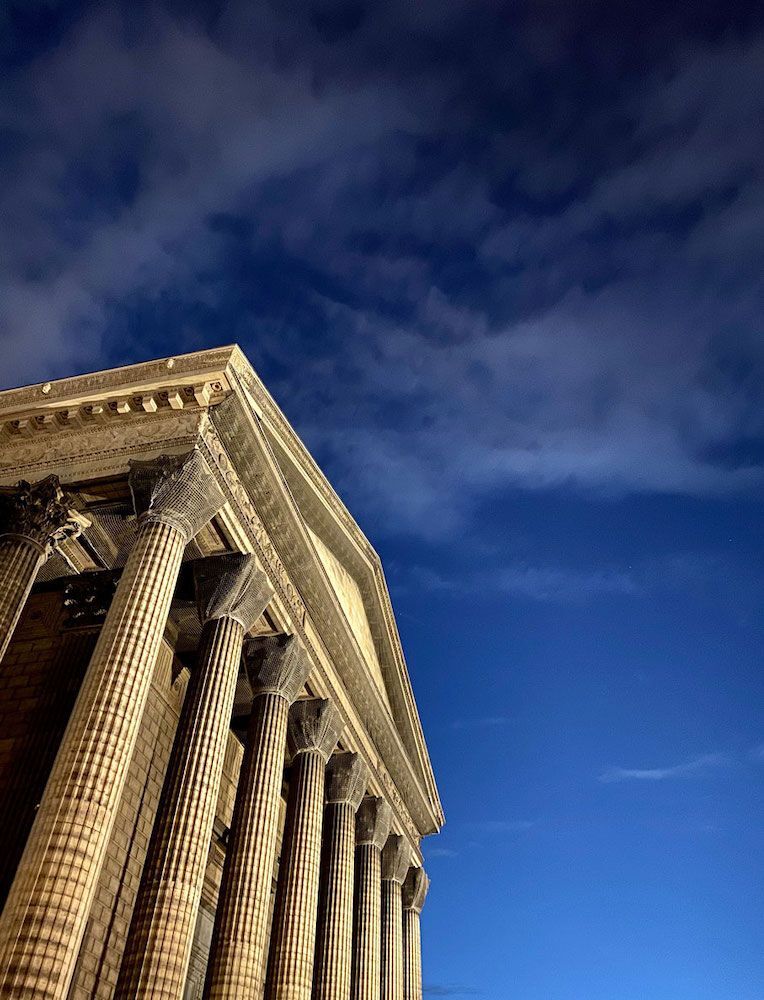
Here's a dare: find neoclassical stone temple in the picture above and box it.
[0,346,442,1000]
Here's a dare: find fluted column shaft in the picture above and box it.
[381,883,403,1000]
[0,536,45,663]
[268,751,326,1000]
[266,698,342,1000]
[314,753,368,1000]
[0,520,184,998]
[116,617,241,1000]
[115,554,272,1000]
[402,868,428,1000]
[204,635,311,1000]
[315,802,356,1000]
[351,799,392,1000]
[353,846,382,1000]
[0,451,223,1000]
[380,838,408,1000]
[401,912,421,1000]
[0,475,87,664]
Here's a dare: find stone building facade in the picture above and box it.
[0,346,443,1000]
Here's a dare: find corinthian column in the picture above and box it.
[115,553,273,1000]
[204,634,312,1000]
[351,797,392,1000]
[0,450,224,1000]
[266,698,343,1000]
[314,752,369,1000]
[380,836,409,1000]
[402,868,429,1000]
[0,475,88,662]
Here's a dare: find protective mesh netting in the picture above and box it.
[128,450,225,541]
[325,751,369,808]
[287,697,343,758]
[194,553,273,630]
[356,796,393,848]
[244,633,311,703]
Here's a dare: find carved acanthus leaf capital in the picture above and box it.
[325,752,368,809]
[128,449,225,542]
[381,834,410,883]
[194,553,273,631]
[402,866,429,912]
[0,475,90,554]
[287,698,342,763]
[355,796,392,849]
[245,634,310,703]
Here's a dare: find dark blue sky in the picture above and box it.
[1,2,763,997]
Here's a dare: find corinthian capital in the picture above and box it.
[325,752,368,809]
[128,449,225,542]
[355,796,392,849]
[287,698,342,763]
[245,633,311,703]
[402,867,429,913]
[194,553,273,631]
[381,834,410,883]
[0,475,89,554]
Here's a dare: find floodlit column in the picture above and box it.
[115,553,274,1000]
[402,868,429,1000]
[266,698,343,1000]
[204,634,312,1000]
[351,797,392,1000]
[0,450,225,1000]
[0,475,88,663]
[314,752,369,1000]
[380,836,409,1000]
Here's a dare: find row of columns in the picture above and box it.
[0,458,429,1000]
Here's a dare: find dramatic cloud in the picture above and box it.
[598,753,726,783]
[1,2,762,537]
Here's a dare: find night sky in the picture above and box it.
[1,2,763,998]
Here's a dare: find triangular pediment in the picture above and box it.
[304,524,392,710]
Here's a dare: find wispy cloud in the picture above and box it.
[424,986,480,996]
[452,716,511,730]
[408,563,637,604]
[465,820,534,834]
[598,753,726,783]
[426,847,459,859]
